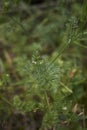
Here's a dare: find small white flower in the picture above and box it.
[62,107,67,110]
[32,61,37,64]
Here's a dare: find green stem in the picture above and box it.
[75,41,87,48]
[44,91,50,110]
[60,82,73,94]
[50,39,71,65]
[11,80,33,86]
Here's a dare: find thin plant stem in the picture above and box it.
[60,82,73,94]
[44,91,50,110]
[50,39,71,66]
[75,41,87,48]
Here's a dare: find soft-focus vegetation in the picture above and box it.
[0,0,87,130]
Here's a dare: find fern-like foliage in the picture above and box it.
[13,51,85,129]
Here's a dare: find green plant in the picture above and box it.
[12,49,86,130]
[12,2,87,129]
[0,0,87,130]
